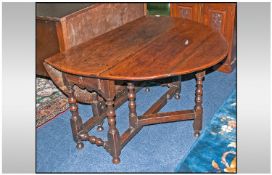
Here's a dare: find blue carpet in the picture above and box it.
[175,89,236,173]
[36,68,236,172]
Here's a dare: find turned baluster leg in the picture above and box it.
[92,92,104,131]
[106,99,121,164]
[127,82,137,128]
[68,85,84,149]
[193,71,205,137]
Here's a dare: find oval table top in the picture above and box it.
[45,16,228,81]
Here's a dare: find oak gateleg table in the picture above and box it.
[44,16,228,164]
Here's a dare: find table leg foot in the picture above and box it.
[96,125,104,132]
[194,131,200,137]
[76,142,84,150]
[112,157,121,164]
[174,93,181,100]
[145,87,150,92]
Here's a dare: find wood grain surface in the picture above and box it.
[45,16,228,81]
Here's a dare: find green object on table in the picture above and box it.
[147,3,170,16]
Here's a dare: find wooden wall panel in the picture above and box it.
[64,3,145,48]
[36,19,60,77]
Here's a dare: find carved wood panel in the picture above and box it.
[178,6,193,20]
[202,6,227,34]
[170,3,200,22]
